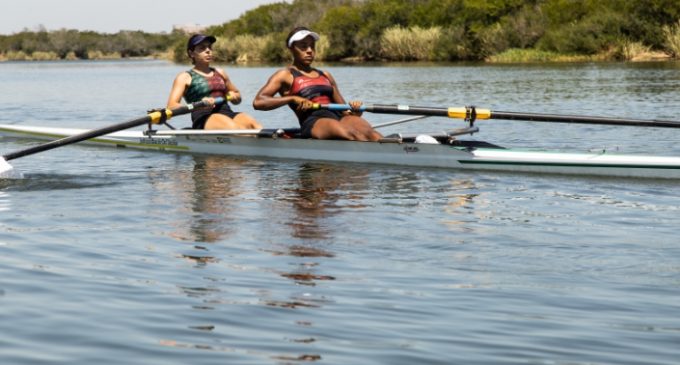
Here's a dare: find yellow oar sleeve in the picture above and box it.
[448,107,491,120]
[148,109,174,124]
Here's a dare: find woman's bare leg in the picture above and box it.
[340,116,382,141]
[310,118,355,140]
[205,113,261,130]
[234,113,262,129]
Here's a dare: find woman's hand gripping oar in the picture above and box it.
[0,97,225,179]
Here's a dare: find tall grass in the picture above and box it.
[487,48,600,63]
[213,34,329,64]
[0,50,61,61]
[23,51,53,61]
[616,40,652,61]
[86,50,123,60]
[380,26,441,61]
[1,51,29,61]
[214,34,272,63]
[663,20,680,58]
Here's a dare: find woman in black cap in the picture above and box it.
[167,34,261,130]
[253,27,381,141]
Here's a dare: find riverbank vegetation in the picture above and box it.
[3,0,680,63]
[0,29,181,61]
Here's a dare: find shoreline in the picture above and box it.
[0,50,676,65]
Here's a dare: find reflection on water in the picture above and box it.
[268,244,335,287]
[441,179,480,229]
[0,173,119,192]
[158,339,322,363]
[146,158,356,361]
[146,156,248,244]
[286,164,340,240]
[183,156,247,243]
[279,163,372,240]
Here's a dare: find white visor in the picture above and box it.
[287,30,320,48]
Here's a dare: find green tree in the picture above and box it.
[316,5,363,60]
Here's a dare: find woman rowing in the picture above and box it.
[253,27,381,141]
[167,34,261,130]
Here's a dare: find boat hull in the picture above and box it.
[2,124,680,179]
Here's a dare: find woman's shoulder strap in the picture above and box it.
[288,67,303,77]
[289,67,327,78]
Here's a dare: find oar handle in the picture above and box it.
[319,103,367,112]
[2,98,222,162]
[317,103,491,119]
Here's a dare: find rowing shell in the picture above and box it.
[2,124,680,179]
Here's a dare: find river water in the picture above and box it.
[1,60,680,364]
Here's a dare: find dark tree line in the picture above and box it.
[1,29,182,59]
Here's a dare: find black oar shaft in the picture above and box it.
[320,103,680,129]
[367,104,450,117]
[490,111,680,128]
[3,115,152,161]
[2,101,211,162]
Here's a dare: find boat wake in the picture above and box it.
[0,158,23,179]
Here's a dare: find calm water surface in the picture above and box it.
[1,60,680,364]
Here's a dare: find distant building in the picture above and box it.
[172,24,207,34]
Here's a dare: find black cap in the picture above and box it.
[187,34,217,50]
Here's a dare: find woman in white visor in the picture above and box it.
[253,27,381,141]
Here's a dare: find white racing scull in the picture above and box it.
[2,123,680,179]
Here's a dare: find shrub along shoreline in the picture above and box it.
[0,29,181,62]
[3,0,680,64]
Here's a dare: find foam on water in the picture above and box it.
[0,158,23,179]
